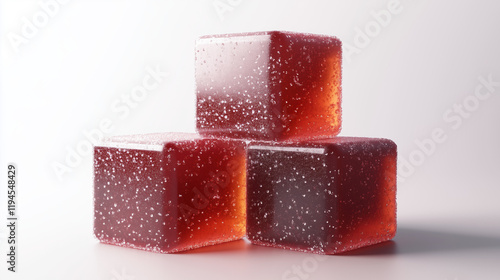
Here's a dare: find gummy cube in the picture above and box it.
[196,31,342,141]
[93,133,247,253]
[246,137,397,254]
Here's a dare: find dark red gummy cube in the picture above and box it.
[246,137,397,254]
[196,31,342,141]
[93,133,247,253]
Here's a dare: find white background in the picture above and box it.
[1,0,500,279]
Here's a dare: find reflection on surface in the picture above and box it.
[93,226,500,256]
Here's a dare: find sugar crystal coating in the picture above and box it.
[246,137,397,254]
[196,31,342,141]
[93,133,246,253]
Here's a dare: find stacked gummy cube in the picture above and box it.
[94,31,397,254]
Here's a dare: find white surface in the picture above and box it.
[1,0,500,279]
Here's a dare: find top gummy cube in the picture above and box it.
[196,31,342,141]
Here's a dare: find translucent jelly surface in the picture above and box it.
[94,133,247,253]
[196,31,342,141]
[246,137,397,254]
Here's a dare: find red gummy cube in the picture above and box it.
[196,31,342,141]
[246,137,397,254]
[93,133,247,253]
